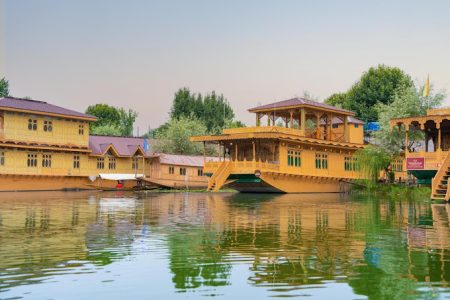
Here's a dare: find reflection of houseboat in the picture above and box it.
[191,97,365,193]
[390,108,450,200]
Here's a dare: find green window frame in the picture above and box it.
[287,149,301,167]
[315,153,328,169]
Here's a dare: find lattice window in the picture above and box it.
[179,167,186,175]
[108,157,116,170]
[315,153,328,169]
[97,157,105,169]
[42,154,52,168]
[287,149,301,167]
[27,153,38,167]
[28,119,37,131]
[73,155,80,169]
[197,168,203,176]
[169,166,174,174]
[43,120,53,132]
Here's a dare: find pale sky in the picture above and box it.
[1,0,450,134]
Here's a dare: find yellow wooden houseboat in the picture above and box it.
[191,97,365,193]
[390,107,450,200]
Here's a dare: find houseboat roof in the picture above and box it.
[248,97,355,115]
[328,116,364,125]
[152,153,220,167]
[89,135,150,157]
[0,97,97,121]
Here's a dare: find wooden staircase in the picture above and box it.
[431,151,450,200]
[207,161,232,192]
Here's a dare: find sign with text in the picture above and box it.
[406,157,425,170]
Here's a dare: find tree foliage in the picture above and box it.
[153,116,208,155]
[170,88,242,134]
[86,104,138,136]
[325,65,414,121]
[355,145,391,186]
[0,77,10,97]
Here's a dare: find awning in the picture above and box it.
[99,173,144,181]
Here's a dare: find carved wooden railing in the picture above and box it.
[431,150,450,199]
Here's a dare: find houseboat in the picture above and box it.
[390,108,450,200]
[143,153,219,189]
[0,97,218,192]
[191,97,365,193]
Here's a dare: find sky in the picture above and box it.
[1,0,450,134]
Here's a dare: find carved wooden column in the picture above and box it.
[344,116,349,142]
[235,143,238,161]
[267,113,271,126]
[437,121,442,151]
[316,113,321,139]
[256,113,260,127]
[300,108,306,136]
[328,114,332,141]
[290,111,294,128]
[252,141,256,162]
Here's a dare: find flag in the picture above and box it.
[423,75,430,97]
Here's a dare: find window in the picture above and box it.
[169,166,174,174]
[197,168,203,176]
[97,157,105,169]
[132,157,139,170]
[315,153,328,169]
[332,123,339,129]
[43,120,53,132]
[0,151,4,166]
[354,124,359,128]
[79,124,85,135]
[287,149,301,167]
[180,167,186,176]
[27,153,38,167]
[108,157,116,170]
[28,119,37,131]
[392,159,403,172]
[73,155,80,169]
[344,156,359,171]
[42,154,52,168]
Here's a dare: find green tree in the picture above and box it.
[86,104,120,128]
[348,65,414,121]
[355,145,391,186]
[117,108,138,136]
[0,77,10,97]
[90,124,122,136]
[154,116,208,155]
[324,92,347,108]
[169,88,241,134]
[86,104,138,136]
[324,65,414,121]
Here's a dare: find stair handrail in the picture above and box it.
[431,150,450,196]
[445,177,450,201]
[207,160,230,190]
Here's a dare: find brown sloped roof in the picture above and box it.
[320,116,364,125]
[89,135,150,157]
[248,97,354,115]
[0,97,97,120]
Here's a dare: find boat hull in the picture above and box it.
[226,173,351,193]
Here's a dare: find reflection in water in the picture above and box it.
[0,191,449,299]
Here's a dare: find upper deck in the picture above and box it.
[192,97,364,146]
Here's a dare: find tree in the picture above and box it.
[169,88,242,134]
[86,104,138,136]
[153,116,208,155]
[348,65,414,121]
[118,108,138,136]
[0,77,9,97]
[90,124,122,136]
[324,92,347,108]
[324,65,414,121]
[355,145,391,186]
[375,83,445,154]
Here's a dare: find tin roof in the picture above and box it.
[0,97,97,120]
[89,135,150,157]
[153,153,220,167]
[248,97,354,115]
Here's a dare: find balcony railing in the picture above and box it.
[204,159,280,174]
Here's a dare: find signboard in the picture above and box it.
[406,157,425,170]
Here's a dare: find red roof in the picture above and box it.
[89,135,150,157]
[249,97,354,114]
[0,97,96,120]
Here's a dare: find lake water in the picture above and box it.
[0,191,449,299]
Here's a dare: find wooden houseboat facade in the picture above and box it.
[191,98,365,193]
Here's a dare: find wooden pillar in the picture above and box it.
[344,116,349,142]
[316,113,320,139]
[437,122,441,151]
[267,113,271,126]
[405,126,409,153]
[328,114,332,141]
[203,142,206,163]
[256,113,260,127]
[290,111,294,128]
[252,140,256,161]
[235,143,238,161]
[300,108,306,135]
